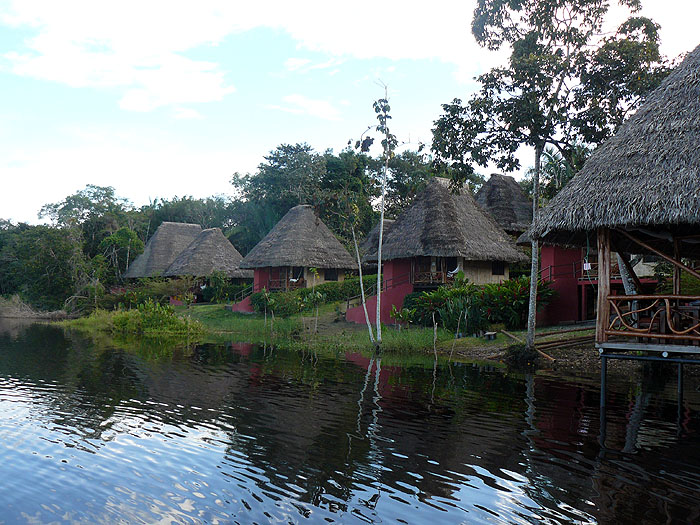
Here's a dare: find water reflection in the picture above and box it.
[0,322,699,523]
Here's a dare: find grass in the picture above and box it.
[176,303,463,354]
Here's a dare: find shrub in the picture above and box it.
[409,277,556,332]
[111,299,204,335]
[249,275,377,317]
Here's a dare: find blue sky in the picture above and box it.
[1,0,698,224]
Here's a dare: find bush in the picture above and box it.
[102,276,198,310]
[409,277,557,332]
[111,299,204,336]
[200,271,249,303]
[249,275,377,317]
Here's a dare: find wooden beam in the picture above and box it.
[604,330,700,342]
[673,238,681,295]
[597,228,611,343]
[610,239,644,292]
[616,229,700,281]
[608,294,700,301]
[597,341,700,354]
[501,330,524,344]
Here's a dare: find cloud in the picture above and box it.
[284,58,312,71]
[172,107,204,120]
[268,94,341,120]
[2,0,697,114]
[0,129,261,224]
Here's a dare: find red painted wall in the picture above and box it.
[254,267,271,292]
[229,294,254,313]
[346,258,414,325]
[538,245,582,325]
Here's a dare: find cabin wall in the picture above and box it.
[303,267,346,288]
[538,244,581,325]
[346,258,413,325]
[462,260,510,284]
[253,267,271,292]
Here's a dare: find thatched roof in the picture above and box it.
[531,44,700,246]
[124,222,202,278]
[372,177,526,263]
[475,174,532,235]
[360,219,395,261]
[239,205,357,269]
[164,228,253,279]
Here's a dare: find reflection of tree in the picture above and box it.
[5,325,700,523]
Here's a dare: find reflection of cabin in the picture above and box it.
[123,222,202,278]
[530,44,700,356]
[347,177,526,325]
[231,205,357,312]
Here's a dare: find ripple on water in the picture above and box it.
[2,328,700,523]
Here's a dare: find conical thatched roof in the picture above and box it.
[124,222,202,278]
[531,44,700,246]
[360,219,395,261]
[239,205,357,269]
[475,174,532,235]
[372,177,526,263]
[164,228,253,279]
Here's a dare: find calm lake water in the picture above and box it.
[1,320,699,524]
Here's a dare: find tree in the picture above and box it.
[230,144,378,252]
[520,143,590,203]
[98,227,144,281]
[378,150,433,219]
[39,185,132,258]
[432,0,669,349]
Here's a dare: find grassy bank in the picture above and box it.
[176,303,512,354]
[61,301,206,339]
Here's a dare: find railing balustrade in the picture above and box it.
[606,294,700,343]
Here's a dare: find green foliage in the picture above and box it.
[432,0,669,186]
[520,144,590,203]
[0,224,83,310]
[657,265,700,295]
[505,344,539,369]
[105,277,198,310]
[249,275,376,317]
[410,277,557,333]
[98,227,144,279]
[199,270,248,303]
[111,299,204,336]
[230,144,381,252]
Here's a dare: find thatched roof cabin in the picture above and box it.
[164,228,253,279]
[360,219,395,262]
[372,177,526,263]
[475,174,532,235]
[240,205,357,270]
[530,44,700,253]
[124,222,202,278]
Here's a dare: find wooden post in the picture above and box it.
[596,228,611,343]
[673,238,681,295]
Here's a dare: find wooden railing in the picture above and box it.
[267,278,305,291]
[413,271,454,286]
[606,295,700,343]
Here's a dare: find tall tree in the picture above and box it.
[432,0,668,349]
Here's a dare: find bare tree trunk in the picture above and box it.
[375,136,389,347]
[526,144,542,350]
[352,227,375,343]
[617,252,639,327]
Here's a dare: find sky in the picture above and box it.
[1,0,699,224]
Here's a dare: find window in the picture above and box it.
[492,261,505,276]
[325,268,338,281]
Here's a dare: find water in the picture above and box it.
[1,320,699,524]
